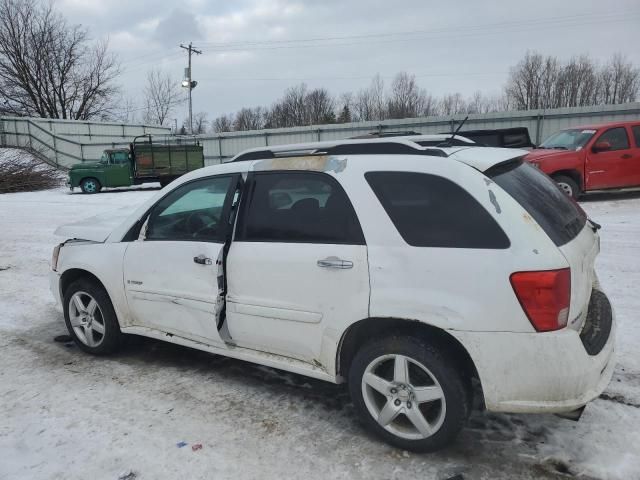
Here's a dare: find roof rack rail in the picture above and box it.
[349,131,422,139]
[231,141,447,162]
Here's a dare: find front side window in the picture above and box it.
[146,176,233,242]
[596,127,629,151]
[366,172,509,249]
[112,151,129,164]
[236,172,364,244]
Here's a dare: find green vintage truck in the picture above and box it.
[68,135,204,193]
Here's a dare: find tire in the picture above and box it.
[80,177,101,194]
[63,278,123,355]
[553,175,580,199]
[348,336,471,452]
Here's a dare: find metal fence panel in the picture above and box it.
[3,104,639,168]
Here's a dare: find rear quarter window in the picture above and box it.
[488,160,587,246]
[365,172,510,249]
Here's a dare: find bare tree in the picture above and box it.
[305,88,335,124]
[111,96,138,123]
[0,0,120,119]
[234,107,264,131]
[143,68,183,126]
[212,114,234,133]
[599,54,639,105]
[387,72,429,119]
[439,93,466,115]
[336,92,353,123]
[191,112,208,134]
[353,74,386,121]
[505,51,639,110]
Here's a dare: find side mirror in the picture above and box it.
[592,141,611,153]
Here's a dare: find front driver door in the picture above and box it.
[585,126,635,189]
[105,151,132,187]
[123,174,240,346]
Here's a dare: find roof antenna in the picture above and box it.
[439,116,469,147]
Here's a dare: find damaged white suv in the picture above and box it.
[50,138,615,452]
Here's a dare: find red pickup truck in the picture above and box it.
[525,121,640,198]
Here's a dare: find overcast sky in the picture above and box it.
[57,0,640,126]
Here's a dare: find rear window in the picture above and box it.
[365,172,510,249]
[488,160,587,246]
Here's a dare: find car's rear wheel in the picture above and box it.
[553,175,580,199]
[63,278,123,355]
[348,336,471,452]
[80,177,101,194]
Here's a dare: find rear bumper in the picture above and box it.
[451,289,615,413]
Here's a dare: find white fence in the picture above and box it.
[0,117,170,168]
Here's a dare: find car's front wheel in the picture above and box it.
[553,175,580,199]
[80,177,101,194]
[348,336,471,452]
[63,278,123,355]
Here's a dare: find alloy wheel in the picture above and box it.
[68,291,106,347]
[361,354,446,440]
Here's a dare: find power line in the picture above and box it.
[116,10,638,75]
[197,71,508,83]
[198,10,637,50]
[204,15,639,53]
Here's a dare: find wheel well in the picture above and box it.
[60,268,105,298]
[338,318,482,397]
[551,170,582,190]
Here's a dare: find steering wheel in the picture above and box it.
[186,211,219,237]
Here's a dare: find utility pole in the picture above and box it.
[180,42,202,134]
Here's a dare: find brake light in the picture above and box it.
[510,268,571,332]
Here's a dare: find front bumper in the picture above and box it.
[451,288,616,413]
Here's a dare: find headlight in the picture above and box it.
[51,243,62,271]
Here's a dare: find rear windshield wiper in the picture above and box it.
[587,218,601,232]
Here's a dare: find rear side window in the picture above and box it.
[236,172,365,244]
[488,161,586,246]
[365,172,510,249]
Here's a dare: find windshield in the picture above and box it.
[539,128,596,151]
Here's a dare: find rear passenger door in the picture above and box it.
[225,171,369,365]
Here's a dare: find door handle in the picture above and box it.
[194,254,213,265]
[317,257,353,269]
[621,154,632,159]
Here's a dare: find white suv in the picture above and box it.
[50,138,615,452]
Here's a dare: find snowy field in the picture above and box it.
[1,180,639,479]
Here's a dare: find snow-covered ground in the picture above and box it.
[1,183,639,480]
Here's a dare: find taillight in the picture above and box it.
[510,268,571,332]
